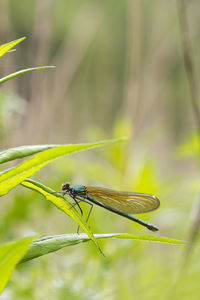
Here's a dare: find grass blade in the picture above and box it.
[0,144,60,164]
[0,138,125,196]
[0,66,55,85]
[0,37,25,59]
[20,233,184,263]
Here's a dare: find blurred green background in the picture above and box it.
[0,0,200,299]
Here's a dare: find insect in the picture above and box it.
[61,182,160,232]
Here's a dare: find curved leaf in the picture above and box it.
[20,233,185,263]
[0,66,55,85]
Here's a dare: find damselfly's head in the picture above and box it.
[62,182,71,191]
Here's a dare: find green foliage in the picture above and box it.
[0,37,25,59]
[21,233,184,263]
[0,66,55,85]
[0,236,34,294]
[0,139,124,196]
[0,38,54,85]
[0,144,59,164]
[0,137,186,294]
[0,138,127,291]
[1,2,200,297]
[0,37,131,293]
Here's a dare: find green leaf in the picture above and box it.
[0,66,55,85]
[0,144,60,164]
[0,37,26,59]
[20,233,184,263]
[0,236,34,293]
[21,179,103,255]
[0,138,125,196]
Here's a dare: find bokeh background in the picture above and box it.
[0,0,200,299]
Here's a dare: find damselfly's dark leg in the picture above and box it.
[75,196,94,222]
[69,201,81,210]
[62,192,84,233]
[69,199,93,220]
[70,195,83,217]
[71,196,83,234]
[86,203,93,223]
[51,191,84,217]
[71,196,94,233]
[51,191,93,232]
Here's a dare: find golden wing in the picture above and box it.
[86,186,160,214]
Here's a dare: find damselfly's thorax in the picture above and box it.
[62,182,88,196]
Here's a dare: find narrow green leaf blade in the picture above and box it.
[21,179,103,254]
[0,236,34,293]
[0,66,55,85]
[0,37,26,59]
[0,138,125,196]
[0,144,60,164]
[108,233,184,244]
[20,233,184,263]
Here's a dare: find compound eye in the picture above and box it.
[62,182,70,191]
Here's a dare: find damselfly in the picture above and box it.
[61,182,160,231]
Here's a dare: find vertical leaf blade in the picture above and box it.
[0,236,34,293]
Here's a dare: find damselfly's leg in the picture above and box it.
[68,199,85,216]
[61,192,84,233]
[75,196,94,221]
[84,200,93,223]
[71,196,83,217]
[70,196,93,233]
[69,201,81,210]
[74,196,94,233]
[68,196,84,234]
[50,191,83,215]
